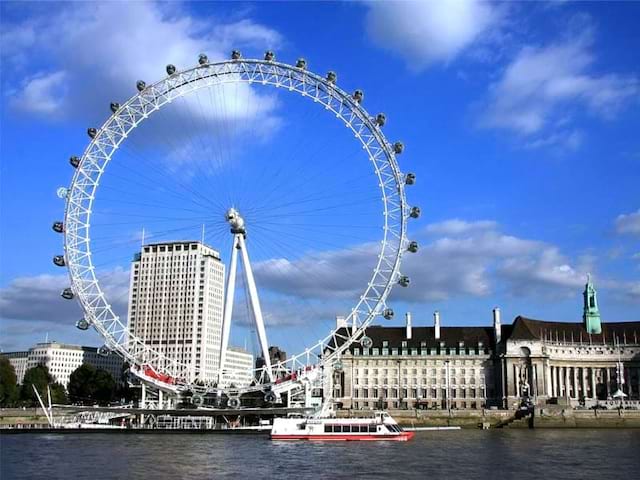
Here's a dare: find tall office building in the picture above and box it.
[127,241,225,383]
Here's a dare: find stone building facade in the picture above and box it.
[332,312,502,410]
[501,317,640,408]
[331,283,640,410]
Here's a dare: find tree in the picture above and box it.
[50,382,68,405]
[68,364,116,405]
[0,357,18,407]
[20,364,66,407]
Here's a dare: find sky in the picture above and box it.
[1,1,639,359]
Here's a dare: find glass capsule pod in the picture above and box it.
[61,288,74,300]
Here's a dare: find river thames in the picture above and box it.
[2,429,639,479]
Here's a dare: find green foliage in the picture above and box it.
[68,363,116,405]
[19,364,67,406]
[21,365,52,406]
[0,356,19,407]
[50,382,68,405]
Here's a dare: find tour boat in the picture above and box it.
[271,411,414,441]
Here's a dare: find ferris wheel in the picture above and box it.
[53,50,419,402]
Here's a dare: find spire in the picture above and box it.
[583,273,602,335]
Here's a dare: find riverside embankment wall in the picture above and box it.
[339,408,640,428]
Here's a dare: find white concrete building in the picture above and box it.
[3,351,28,385]
[220,346,254,389]
[127,241,225,383]
[3,342,123,387]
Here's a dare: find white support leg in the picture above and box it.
[218,235,240,386]
[237,234,274,383]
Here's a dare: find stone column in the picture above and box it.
[573,367,579,399]
[565,367,571,400]
[606,368,612,398]
[545,362,552,397]
[556,366,561,397]
[580,368,587,399]
[590,368,597,399]
[514,364,520,398]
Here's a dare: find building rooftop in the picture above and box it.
[507,316,640,344]
[333,325,496,351]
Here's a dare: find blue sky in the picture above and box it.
[1,1,639,357]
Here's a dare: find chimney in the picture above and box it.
[406,312,412,340]
[336,315,347,329]
[493,307,501,343]
[434,311,441,340]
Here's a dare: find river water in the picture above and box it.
[2,429,639,479]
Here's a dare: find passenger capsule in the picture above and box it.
[375,113,386,127]
[166,64,176,75]
[352,89,364,103]
[61,288,74,300]
[383,308,394,320]
[53,255,66,267]
[405,172,416,185]
[408,241,419,253]
[227,397,241,409]
[192,394,204,406]
[87,128,97,139]
[136,80,146,92]
[264,391,277,403]
[410,206,421,219]
[69,156,80,168]
[56,187,68,199]
[326,71,337,84]
[110,102,120,113]
[231,50,242,60]
[52,221,64,233]
[76,318,90,331]
[264,50,275,61]
[360,336,373,348]
[296,58,307,69]
[97,346,110,357]
[399,275,410,287]
[393,141,404,154]
[198,53,209,65]
[333,360,343,372]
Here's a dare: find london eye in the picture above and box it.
[53,50,419,406]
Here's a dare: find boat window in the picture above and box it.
[360,425,368,433]
[324,425,332,433]
[369,424,377,433]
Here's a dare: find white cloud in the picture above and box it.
[479,36,639,147]
[251,219,596,304]
[363,0,502,70]
[4,2,283,127]
[615,209,640,235]
[12,71,68,115]
[0,268,130,324]
[628,283,640,301]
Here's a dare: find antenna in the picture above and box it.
[141,227,146,247]
[201,224,205,244]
